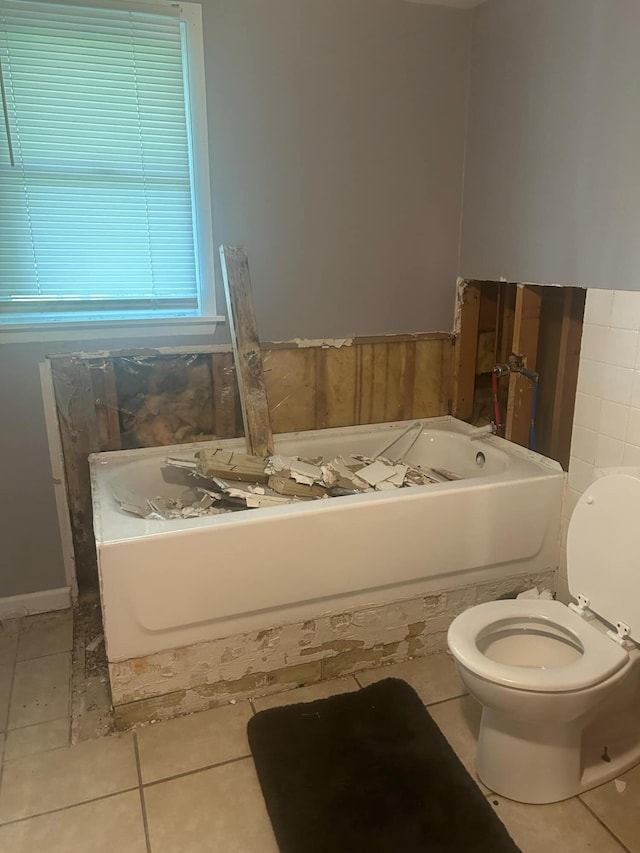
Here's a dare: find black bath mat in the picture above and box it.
[248,678,520,853]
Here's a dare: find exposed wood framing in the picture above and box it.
[453,281,481,419]
[92,357,121,452]
[550,288,584,466]
[219,245,274,457]
[498,285,517,365]
[50,357,101,590]
[212,351,240,438]
[505,285,542,447]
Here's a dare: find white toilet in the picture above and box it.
[447,471,640,804]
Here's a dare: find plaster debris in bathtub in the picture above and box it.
[268,476,329,499]
[265,456,323,486]
[375,481,398,492]
[195,449,270,484]
[222,485,296,508]
[116,441,469,521]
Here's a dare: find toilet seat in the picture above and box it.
[448,599,628,693]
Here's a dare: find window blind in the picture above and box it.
[0,0,200,316]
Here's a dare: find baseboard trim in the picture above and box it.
[0,587,71,620]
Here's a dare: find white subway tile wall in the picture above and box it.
[561,288,640,600]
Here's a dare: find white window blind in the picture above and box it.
[0,0,201,319]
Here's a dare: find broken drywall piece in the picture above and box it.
[388,465,408,486]
[356,460,399,487]
[268,476,328,499]
[288,460,323,485]
[375,480,398,492]
[113,493,162,519]
[327,458,370,491]
[86,632,104,653]
[265,455,323,485]
[516,587,540,600]
[614,779,627,793]
[222,483,297,508]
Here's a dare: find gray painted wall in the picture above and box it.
[204,0,471,340]
[461,0,640,289]
[1,0,471,599]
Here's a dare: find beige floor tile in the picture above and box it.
[4,718,70,761]
[580,762,640,853]
[145,758,278,853]
[427,694,490,793]
[17,610,73,662]
[0,663,13,730]
[0,791,147,853]
[0,733,138,822]
[356,653,465,705]
[253,677,359,712]
[137,701,253,784]
[488,795,625,853]
[8,652,71,729]
[0,626,18,666]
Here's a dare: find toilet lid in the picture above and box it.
[568,473,640,643]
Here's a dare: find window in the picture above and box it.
[0,0,216,327]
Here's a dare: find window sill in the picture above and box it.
[0,315,226,344]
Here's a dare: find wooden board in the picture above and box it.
[550,288,585,467]
[316,346,358,429]
[219,245,274,456]
[49,357,99,591]
[212,351,241,438]
[453,282,481,419]
[505,285,542,447]
[263,348,317,434]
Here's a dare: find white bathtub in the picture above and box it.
[90,416,565,662]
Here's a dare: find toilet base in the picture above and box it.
[477,708,582,804]
[477,706,640,804]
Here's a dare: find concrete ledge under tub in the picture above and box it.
[109,569,556,728]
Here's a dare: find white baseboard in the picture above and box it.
[0,587,71,620]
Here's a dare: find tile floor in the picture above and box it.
[0,613,638,852]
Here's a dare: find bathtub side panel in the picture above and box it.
[99,474,564,661]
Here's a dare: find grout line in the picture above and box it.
[15,647,74,665]
[142,754,252,789]
[4,715,70,735]
[2,736,71,765]
[133,733,152,853]
[424,690,468,709]
[578,796,632,853]
[0,786,139,828]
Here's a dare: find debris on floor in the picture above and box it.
[516,586,554,601]
[72,592,113,743]
[114,444,466,520]
[85,632,104,653]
